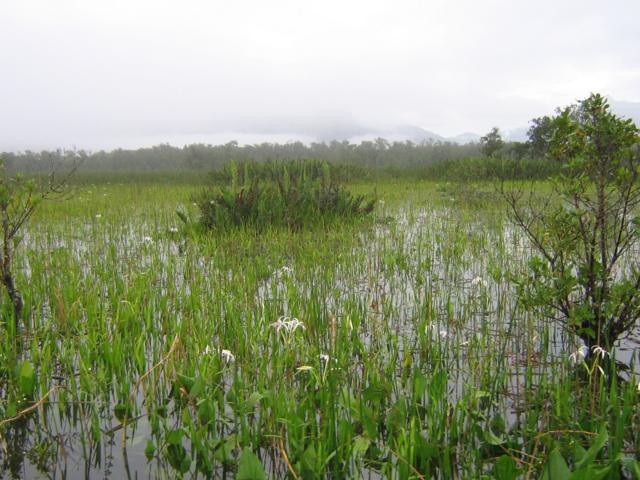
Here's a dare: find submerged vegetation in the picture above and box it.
[0,95,638,479]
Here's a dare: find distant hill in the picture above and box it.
[327,98,639,146]
[450,132,480,144]
[392,125,446,143]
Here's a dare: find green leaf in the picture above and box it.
[352,435,371,458]
[237,447,266,480]
[493,455,519,480]
[300,444,318,475]
[483,427,505,446]
[540,448,570,480]
[145,440,156,459]
[166,428,184,446]
[574,429,607,470]
[247,391,264,410]
[17,361,36,397]
[573,443,587,464]
[569,465,611,480]
[620,456,640,479]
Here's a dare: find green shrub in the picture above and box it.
[196,159,376,231]
[209,158,369,185]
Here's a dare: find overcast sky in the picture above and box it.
[1,0,639,151]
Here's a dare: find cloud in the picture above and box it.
[1,0,638,150]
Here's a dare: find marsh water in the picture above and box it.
[2,195,638,479]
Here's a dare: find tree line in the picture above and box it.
[0,138,536,173]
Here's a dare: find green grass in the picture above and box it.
[0,173,637,479]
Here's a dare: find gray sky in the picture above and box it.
[1,0,639,151]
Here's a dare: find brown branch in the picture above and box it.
[0,385,65,427]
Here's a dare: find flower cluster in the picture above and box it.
[568,345,610,366]
[270,316,305,334]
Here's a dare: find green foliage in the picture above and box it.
[480,127,505,157]
[506,93,640,350]
[196,159,376,231]
[209,158,368,185]
[16,361,36,398]
[538,429,639,480]
[528,115,556,158]
[415,156,559,181]
[236,448,267,480]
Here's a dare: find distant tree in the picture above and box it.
[527,115,555,158]
[503,93,640,356]
[503,141,531,160]
[480,127,504,157]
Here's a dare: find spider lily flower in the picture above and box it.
[274,266,294,278]
[220,349,235,363]
[270,316,305,334]
[204,346,235,363]
[569,345,589,365]
[591,345,609,359]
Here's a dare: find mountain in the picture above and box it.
[504,127,528,142]
[392,125,446,143]
[449,132,480,144]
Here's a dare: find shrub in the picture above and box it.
[195,159,376,231]
[504,93,640,354]
[209,159,369,185]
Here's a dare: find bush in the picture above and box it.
[504,93,640,354]
[195,159,376,231]
[209,159,369,185]
[415,157,559,182]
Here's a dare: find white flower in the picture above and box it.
[143,236,153,244]
[319,353,330,363]
[204,346,235,363]
[168,227,179,234]
[569,345,589,365]
[270,316,305,335]
[591,345,609,359]
[275,266,294,277]
[220,349,235,363]
[439,330,448,339]
[471,276,486,287]
[95,214,102,219]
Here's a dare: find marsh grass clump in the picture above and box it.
[196,159,376,231]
